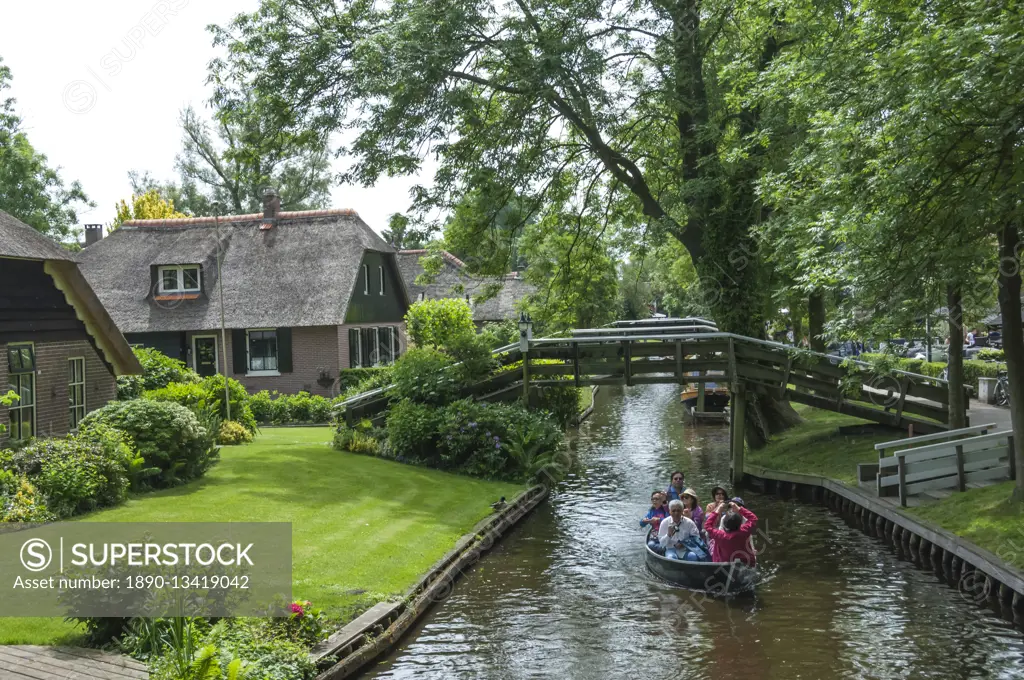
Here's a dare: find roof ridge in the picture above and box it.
[399,249,466,268]
[122,208,360,228]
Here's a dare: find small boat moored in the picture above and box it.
[645,530,758,594]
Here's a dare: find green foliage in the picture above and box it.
[385,399,444,463]
[144,375,256,433]
[0,58,92,241]
[405,298,476,349]
[111,190,187,231]
[80,400,219,489]
[117,347,199,401]
[248,390,334,424]
[337,367,393,393]
[978,349,1005,362]
[333,419,382,456]
[478,320,518,350]
[390,348,460,405]
[445,331,496,382]
[19,437,130,518]
[0,475,55,522]
[218,421,254,445]
[531,384,583,429]
[202,618,317,680]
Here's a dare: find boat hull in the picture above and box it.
[645,534,758,594]
[680,392,730,412]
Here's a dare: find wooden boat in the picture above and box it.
[679,386,730,412]
[645,530,758,594]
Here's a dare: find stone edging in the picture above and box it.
[743,464,1024,612]
[576,386,599,426]
[315,484,549,679]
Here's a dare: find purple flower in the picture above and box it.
[495,442,501,449]
[469,422,477,428]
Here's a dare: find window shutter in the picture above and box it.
[150,265,159,298]
[361,328,374,366]
[278,327,293,373]
[348,328,360,368]
[232,330,247,374]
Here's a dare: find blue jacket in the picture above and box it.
[640,506,668,530]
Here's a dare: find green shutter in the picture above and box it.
[278,327,293,373]
[232,330,247,374]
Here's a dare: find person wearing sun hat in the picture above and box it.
[680,488,705,538]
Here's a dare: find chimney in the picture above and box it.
[84,224,103,246]
[262,187,281,219]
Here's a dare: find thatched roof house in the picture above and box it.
[396,250,534,326]
[79,193,411,396]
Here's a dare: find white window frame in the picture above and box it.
[158,265,201,294]
[7,342,36,440]
[363,264,369,294]
[191,335,219,376]
[378,266,385,295]
[245,328,281,377]
[68,356,86,429]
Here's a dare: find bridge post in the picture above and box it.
[522,348,531,406]
[730,384,747,486]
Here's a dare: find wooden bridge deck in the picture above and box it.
[341,331,958,437]
[0,645,148,679]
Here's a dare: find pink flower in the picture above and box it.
[289,602,305,617]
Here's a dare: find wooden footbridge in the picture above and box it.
[339,318,961,484]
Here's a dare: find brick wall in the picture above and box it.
[185,326,342,397]
[0,339,117,444]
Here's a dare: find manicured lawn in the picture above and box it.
[910,481,1024,571]
[0,427,523,645]
[745,404,898,483]
[579,386,594,414]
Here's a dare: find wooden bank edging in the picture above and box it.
[314,484,549,679]
[744,464,1024,608]
[575,386,599,426]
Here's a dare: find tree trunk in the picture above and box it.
[808,290,827,353]
[996,224,1024,501]
[946,284,967,430]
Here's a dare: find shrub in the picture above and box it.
[978,348,1005,362]
[20,437,130,518]
[204,619,317,680]
[532,383,583,428]
[479,319,519,350]
[80,400,218,488]
[405,298,476,349]
[333,422,382,455]
[390,348,460,405]
[218,420,254,445]
[275,600,329,647]
[337,367,393,393]
[0,475,55,522]
[117,347,199,400]
[249,390,334,424]
[385,399,444,462]
[446,331,496,382]
[145,375,257,433]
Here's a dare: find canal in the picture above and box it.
[366,384,1024,679]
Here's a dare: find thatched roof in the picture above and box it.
[396,250,534,324]
[0,209,77,261]
[79,210,404,333]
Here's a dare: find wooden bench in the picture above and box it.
[877,429,1016,506]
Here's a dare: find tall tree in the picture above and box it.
[210,0,803,444]
[0,58,92,241]
[758,0,1024,498]
[110,190,187,230]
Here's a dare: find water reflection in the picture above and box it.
[365,384,1024,679]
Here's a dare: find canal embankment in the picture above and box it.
[744,404,1024,615]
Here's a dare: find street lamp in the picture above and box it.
[518,312,533,352]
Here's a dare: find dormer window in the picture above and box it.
[158,265,201,294]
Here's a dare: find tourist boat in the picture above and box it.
[644,530,758,594]
[679,385,730,412]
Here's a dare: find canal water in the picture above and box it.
[366,384,1024,679]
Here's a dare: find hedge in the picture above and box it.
[860,353,1006,392]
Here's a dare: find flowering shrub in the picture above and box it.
[218,420,254,445]
[276,600,329,647]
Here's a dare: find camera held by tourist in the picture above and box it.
[704,501,759,566]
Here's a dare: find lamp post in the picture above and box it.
[519,312,533,404]
[213,204,231,422]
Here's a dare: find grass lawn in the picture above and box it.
[0,427,523,645]
[579,386,594,414]
[745,404,900,484]
[909,481,1024,571]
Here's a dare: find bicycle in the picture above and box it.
[995,370,1010,407]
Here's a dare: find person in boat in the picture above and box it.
[665,471,686,503]
[704,500,758,566]
[641,491,669,552]
[680,488,705,537]
[659,499,707,561]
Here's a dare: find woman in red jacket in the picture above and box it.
[704,501,758,566]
